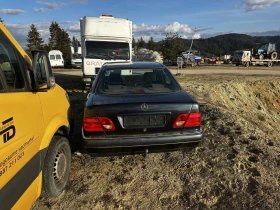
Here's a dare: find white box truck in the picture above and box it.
[80,14,132,89]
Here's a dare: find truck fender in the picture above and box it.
[39,114,70,151]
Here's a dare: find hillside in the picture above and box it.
[181,33,280,57]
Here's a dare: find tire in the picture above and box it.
[271,52,277,60]
[41,136,71,198]
[259,54,264,60]
[267,62,273,67]
[236,63,239,66]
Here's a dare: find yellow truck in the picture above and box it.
[0,22,72,209]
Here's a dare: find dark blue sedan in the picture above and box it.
[82,62,203,156]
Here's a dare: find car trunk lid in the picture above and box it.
[84,91,200,136]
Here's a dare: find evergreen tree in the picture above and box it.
[43,43,51,52]
[72,36,76,47]
[26,24,44,51]
[48,21,71,59]
[146,37,156,51]
[72,36,80,47]
[48,21,59,50]
[56,29,71,59]
[137,37,146,48]
[132,37,136,48]
[161,32,185,60]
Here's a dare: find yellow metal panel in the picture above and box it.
[38,85,71,150]
[11,175,41,210]
[0,92,44,190]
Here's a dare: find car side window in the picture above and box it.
[35,53,47,86]
[0,31,25,91]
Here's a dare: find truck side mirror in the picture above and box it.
[31,50,55,90]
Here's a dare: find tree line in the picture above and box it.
[26,22,76,59]
[26,22,280,60]
[133,32,185,60]
[133,33,280,60]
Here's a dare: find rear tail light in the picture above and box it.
[83,117,115,132]
[173,112,201,128]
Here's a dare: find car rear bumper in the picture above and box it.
[82,129,203,149]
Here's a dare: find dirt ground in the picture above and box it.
[33,65,280,210]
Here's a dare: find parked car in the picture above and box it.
[82,61,203,156]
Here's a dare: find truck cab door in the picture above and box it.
[0,30,44,210]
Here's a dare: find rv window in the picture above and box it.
[56,55,62,60]
[50,55,55,60]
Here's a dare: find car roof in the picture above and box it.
[102,61,165,69]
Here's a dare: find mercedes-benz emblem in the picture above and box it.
[141,103,148,111]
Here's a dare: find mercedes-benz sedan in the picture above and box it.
[82,62,203,156]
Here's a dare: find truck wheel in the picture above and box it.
[267,62,273,67]
[271,52,277,60]
[259,54,264,60]
[41,136,71,198]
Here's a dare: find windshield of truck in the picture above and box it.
[85,41,130,60]
[73,53,82,59]
[96,68,181,95]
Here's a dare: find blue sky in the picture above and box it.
[1,0,280,47]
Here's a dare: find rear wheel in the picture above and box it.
[41,136,71,198]
[267,62,273,67]
[271,52,278,60]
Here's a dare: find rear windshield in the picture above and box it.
[56,55,62,59]
[96,68,181,95]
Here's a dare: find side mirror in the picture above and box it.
[31,50,55,90]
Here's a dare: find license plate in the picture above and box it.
[124,115,165,127]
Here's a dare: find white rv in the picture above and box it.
[70,46,82,68]
[48,50,64,68]
[80,14,132,89]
